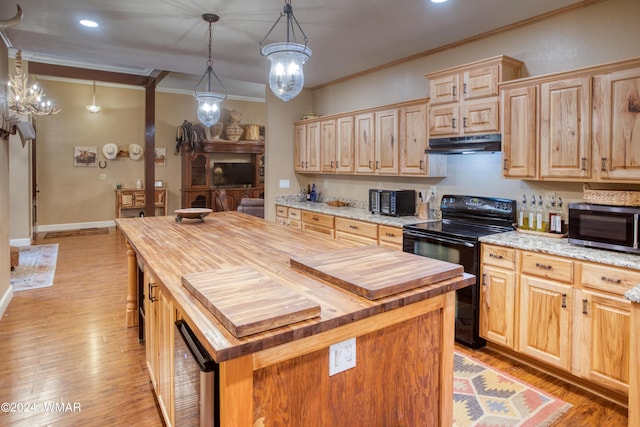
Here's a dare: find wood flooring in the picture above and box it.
[0,228,628,426]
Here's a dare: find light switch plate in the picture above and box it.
[329,337,356,376]
[279,179,290,189]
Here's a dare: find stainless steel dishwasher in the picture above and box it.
[174,319,218,427]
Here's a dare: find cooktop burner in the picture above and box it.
[403,195,516,240]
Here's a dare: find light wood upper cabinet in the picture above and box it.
[426,56,523,138]
[593,66,640,181]
[354,111,376,174]
[320,119,337,173]
[294,121,320,172]
[539,76,592,179]
[501,56,640,182]
[294,123,307,172]
[501,85,537,178]
[374,108,399,175]
[400,102,446,176]
[336,116,355,173]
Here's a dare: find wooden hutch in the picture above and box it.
[181,140,265,211]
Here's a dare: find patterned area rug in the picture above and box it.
[454,351,571,427]
[9,244,59,291]
[44,227,109,239]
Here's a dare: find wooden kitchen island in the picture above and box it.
[116,212,474,427]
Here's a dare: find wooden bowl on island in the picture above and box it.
[175,208,213,223]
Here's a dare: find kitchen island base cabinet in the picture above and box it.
[248,293,454,427]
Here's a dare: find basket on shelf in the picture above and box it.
[583,184,640,206]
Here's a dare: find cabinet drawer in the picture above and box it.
[288,208,301,220]
[335,231,378,246]
[482,244,515,270]
[302,211,334,229]
[521,252,574,283]
[378,225,403,246]
[581,262,640,296]
[275,217,288,226]
[289,219,302,230]
[335,218,378,239]
[276,205,288,218]
[302,223,335,238]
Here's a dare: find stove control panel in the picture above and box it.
[440,195,515,221]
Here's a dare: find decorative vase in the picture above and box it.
[225,109,244,141]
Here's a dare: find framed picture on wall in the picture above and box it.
[155,148,166,166]
[74,146,98,167]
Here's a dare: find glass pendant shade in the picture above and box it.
[195,92,224,127]
[262,42,311,102]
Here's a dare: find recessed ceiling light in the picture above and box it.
[79,19,99,28]
[431,0,448,3]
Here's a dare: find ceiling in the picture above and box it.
[1,0,584,100]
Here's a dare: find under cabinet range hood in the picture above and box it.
[425,133,501,155]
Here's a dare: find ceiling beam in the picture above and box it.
[27,62,161,86]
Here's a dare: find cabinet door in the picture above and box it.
[375,109,399,174]
[540,77,591,179]
[294,124,307,172]
[354,112,375,174]
[120,191,135,208]
[429,73,459,104]
[144,270,159,389]
[519,275,572,370]
[400,103,428,175]
[428,104,459,137]
[188,154,209,188]
[306,121,321,172]
[575,290,630,394]
[320,119,337,172]
[501,85,537,179]
[593,68,640,180]
[336,116,354,173]
[480,265,516,349]
[157,289,175,425]
[463,65,499,100]
[133,191,146,208]
[462,98,499,134]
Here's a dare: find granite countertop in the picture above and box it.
[480,231,640,302]
[275,195,434,227]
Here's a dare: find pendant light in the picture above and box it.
[194,13,227,127]
[260,0,311,102]
[86,81,101,113]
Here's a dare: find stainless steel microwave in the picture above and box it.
[369,189,416,217]
[568,203,640,254]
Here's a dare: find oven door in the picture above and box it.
[403,229,485,349]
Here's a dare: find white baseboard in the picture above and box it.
[0,285,13,318]
[36,220,115,233]
[9,237,32,247]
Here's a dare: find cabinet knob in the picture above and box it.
[419,160,424,170]
[581,157,587,171]
[452,85,457,98]
[535,262,552,270]
[452,118,457,129]
[561,293,567,309]
[600,275,622,285]
[601,157,608,172]
[582,298,588,315]
[148,282,158,303]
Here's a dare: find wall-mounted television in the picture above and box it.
[212,162,254,188]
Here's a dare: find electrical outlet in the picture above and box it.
[329,337,356,376]
[279,179,290,189]
[99,174,107,180]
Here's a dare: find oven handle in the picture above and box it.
[403,230,476,248]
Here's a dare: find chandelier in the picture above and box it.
[8,50,61,116]
[260,0,311,102]
[194,13,227,127]
[86,81,101,113]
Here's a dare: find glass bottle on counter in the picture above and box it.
[306,185,311,201]
[528,194,537,231]
[518,195,529,230]
[310,183,317,202]
[548,195,559,233]
[535,195,547,232]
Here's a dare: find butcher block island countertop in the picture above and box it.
[116,212,473,427]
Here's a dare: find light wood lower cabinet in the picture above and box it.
[378,225,403,250]
[301,211,335,238]
[481,265,516,349]
[335,217,378,245]
[144,269,175,426]
[519,275,573,370]
[480,244,638,397]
